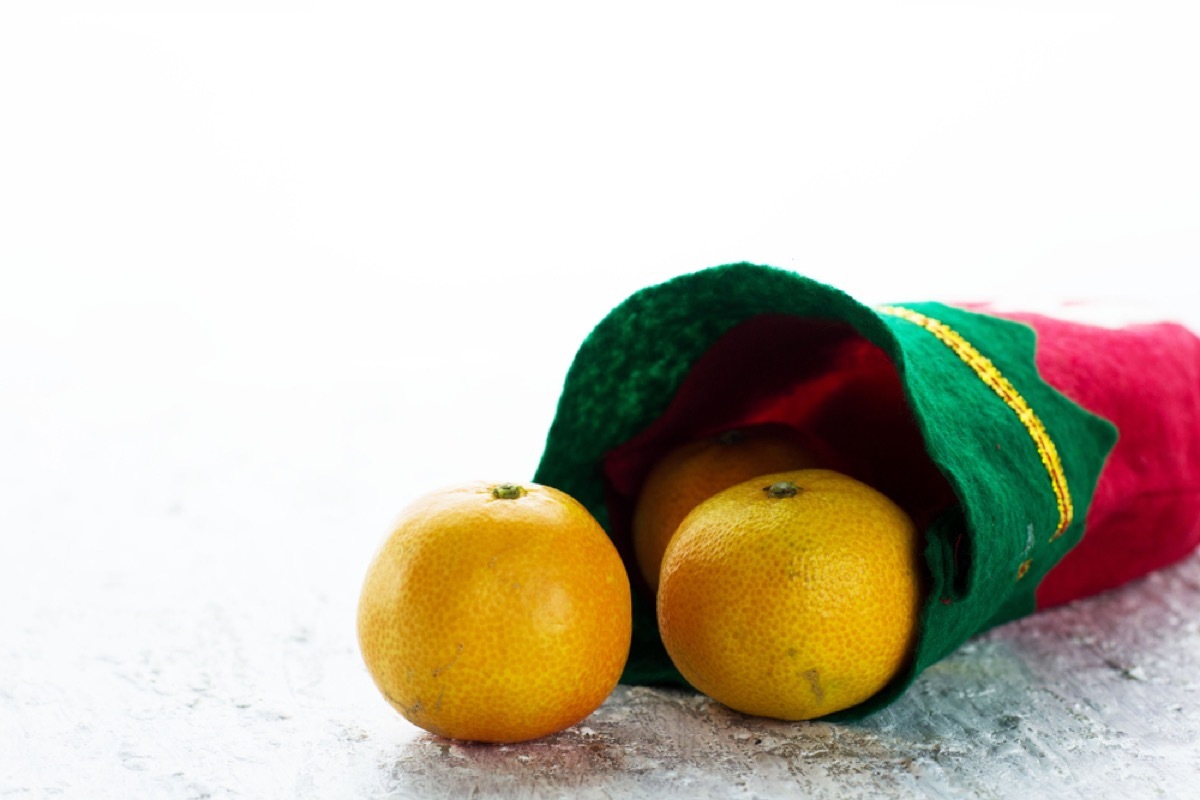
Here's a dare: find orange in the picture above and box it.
[656,469,921,720]
[632,425,827,592]
[357,480,631,743]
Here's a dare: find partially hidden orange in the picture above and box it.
[657,469,922,720]
[357,480,631,743]
[632,425,828,592]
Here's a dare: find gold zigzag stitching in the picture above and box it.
[878,305,1073,545]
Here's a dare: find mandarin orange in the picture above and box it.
[657,469,921,720]
[632,425,827,592]
[357,480,631,743]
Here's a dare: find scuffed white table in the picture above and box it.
[3,321,1198,800]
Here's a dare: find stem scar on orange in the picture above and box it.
[657,469,922,720]
[357,481,632,743]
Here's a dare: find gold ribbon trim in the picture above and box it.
[878,305,1073,543]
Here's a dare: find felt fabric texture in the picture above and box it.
[534,263,1120,718]
[973,309,1200,609]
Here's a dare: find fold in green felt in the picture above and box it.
[533,263,1117,718]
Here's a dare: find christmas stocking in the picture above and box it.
[533,263,1200,718]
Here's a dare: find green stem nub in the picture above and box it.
[717,429,744,446]
[765,481,800,499]
[492,483,526,500]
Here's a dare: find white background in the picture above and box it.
[2,3,1199,797]
[3,2,1199,492]
[7,3,1200,479]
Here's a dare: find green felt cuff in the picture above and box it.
[533,263,1117,718]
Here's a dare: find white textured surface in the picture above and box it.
[4,3,1200,798]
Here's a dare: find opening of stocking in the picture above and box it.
[601,313,961,600]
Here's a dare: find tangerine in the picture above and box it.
[357,480,631,742]
[631,425,827,592]
[656,469,921,720]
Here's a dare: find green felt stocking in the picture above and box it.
[533,263,1116,719]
